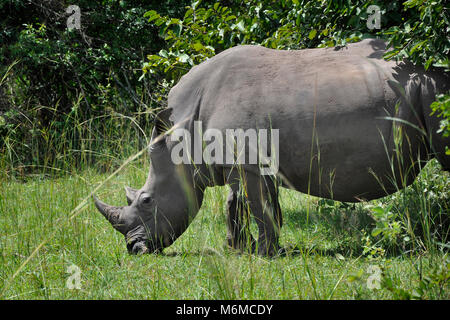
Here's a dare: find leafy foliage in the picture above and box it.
[383,0,449,70]
[0,0,191,171]
[143,0,385,82]
[430,94,450,154]
[370,159,449,253]
[143,0,449,81]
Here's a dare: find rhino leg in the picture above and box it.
[226,188,256,252]
[245,174,283,257]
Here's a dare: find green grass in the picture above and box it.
[0,159,448,300]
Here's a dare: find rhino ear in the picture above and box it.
[125,186,138,205]
[154,108,173,135]
[150,108,173,149]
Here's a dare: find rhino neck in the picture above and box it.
[420,69,450,170]
[146,146,205,245]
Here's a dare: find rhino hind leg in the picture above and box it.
[226,188,256,252]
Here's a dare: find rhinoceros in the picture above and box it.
[94,38,449,256]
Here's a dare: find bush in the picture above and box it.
[0,0,190,174]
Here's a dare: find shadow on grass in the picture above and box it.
[276,243,365,259]
[162,247,222,257]
[159,245,367,259]
[280,206,374,258]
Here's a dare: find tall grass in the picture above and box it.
[0,60,164,179]
[1,103,154,177]
[0,173,448,299]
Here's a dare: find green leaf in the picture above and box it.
[159,50,169,58]
[184,8,194,19]
[383,50,400,60]
[144,10,157,18]
[372,228,383,237]
[308,29,317,40]
[370,206,386,216]
[425,57,434,70]
[409,40,427,55]
[335,253,345,261]
[178,53,190,63]
[169,18,181,26]
[144,10,160,23]
[172,24,182,37]
[236,20,246,33]
[154,17,166,27]
[192,42,205,52]
[192,0,202,10]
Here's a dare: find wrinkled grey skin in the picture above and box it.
[94,39,449,256]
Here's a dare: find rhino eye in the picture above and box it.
[110,212,120,225]
[142,196,151,204]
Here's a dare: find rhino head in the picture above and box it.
[94,109,203,254]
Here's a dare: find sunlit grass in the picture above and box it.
[0,161,448,299]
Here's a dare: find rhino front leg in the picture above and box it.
[245,174,283,257]
[226,188,256,252]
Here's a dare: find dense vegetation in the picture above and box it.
[0,0,448,299]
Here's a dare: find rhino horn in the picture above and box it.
[93,195,123,228]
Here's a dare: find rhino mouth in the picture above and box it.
[126,238,162,255]
[124,222,162,254]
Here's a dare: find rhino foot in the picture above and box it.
[225,236,256,254]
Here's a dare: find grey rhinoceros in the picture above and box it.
[94,39,449,256]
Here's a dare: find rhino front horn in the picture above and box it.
[93,195,123,227]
